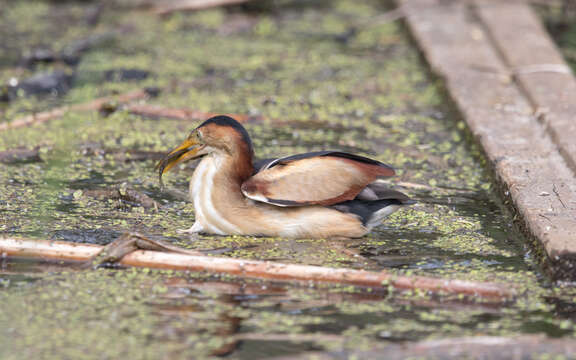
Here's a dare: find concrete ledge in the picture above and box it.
[399,0,576,280]
[477,0,576,175]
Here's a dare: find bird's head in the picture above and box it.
[155,115,253,186]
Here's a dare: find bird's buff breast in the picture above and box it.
[189,156,242,235]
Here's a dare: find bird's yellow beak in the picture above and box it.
[155,137,202,187]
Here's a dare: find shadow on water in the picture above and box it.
[51,228,122,245]
[356,189,529,276]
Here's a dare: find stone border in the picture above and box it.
[399,0,576,280]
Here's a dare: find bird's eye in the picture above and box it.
[195,130,203,143]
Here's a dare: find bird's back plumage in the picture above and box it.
[243,152,413,231]
[242,151,396,207]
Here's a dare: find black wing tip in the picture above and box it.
[253,157,277,173]
[331,190,415,226]
[330,199,405,226]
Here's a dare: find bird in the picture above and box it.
[156,115,414,239]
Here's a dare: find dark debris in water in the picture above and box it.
[51,228,122,245]
[1,31,118,103]
[80,143,165,162]
[22,32,117,69]
[67,170,109,189]
[2,70,74,101]
[78,185,160,210]
[104,68,151,82]
[0,147,42,164]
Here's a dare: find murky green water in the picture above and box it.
[1,0,576,358]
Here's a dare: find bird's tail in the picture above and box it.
[330,181,415,230]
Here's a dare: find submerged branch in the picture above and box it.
[80,186,160,210]
[0,237,515,299]
[124,103,256,123]
[154,0,253,15]
[276,335,576,360]
[0,147,42,164]
[0,88,153,132]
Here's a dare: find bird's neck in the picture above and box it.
[195,147,254,189]
[226,146,254,184]
[189,148,254,225]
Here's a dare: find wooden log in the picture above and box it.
[1,238,102,261]
[0,88,151,132]
[0,237,515,299]
[269,335,576,360]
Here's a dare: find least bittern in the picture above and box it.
[156,115,414,239]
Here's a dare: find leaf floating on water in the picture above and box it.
[119,182,128,196]
[72,190,84,200]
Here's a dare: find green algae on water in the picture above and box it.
[1,0,575,358]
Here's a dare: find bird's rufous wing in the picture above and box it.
[242,151,395,207]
